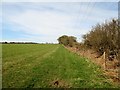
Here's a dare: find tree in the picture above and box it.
[57,35,77,47]
[57,35,69,46]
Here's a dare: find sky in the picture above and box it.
[1,1,118,43]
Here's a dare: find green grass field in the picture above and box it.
[2,44,119,88]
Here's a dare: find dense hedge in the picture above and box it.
[82,19,120,60]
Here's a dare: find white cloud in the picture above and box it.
[8,9,87,36]
[2,2,118,43]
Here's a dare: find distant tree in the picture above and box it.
[67,36,77,47]
[57,35,77,47]
[5,42,7,44]
[57,35,69,46]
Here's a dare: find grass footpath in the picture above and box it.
[2,44,119,88]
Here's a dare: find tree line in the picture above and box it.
[1,42,38,44]
[58,19,120,61]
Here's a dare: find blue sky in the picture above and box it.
[1,2,118,43]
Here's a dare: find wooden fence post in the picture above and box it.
[103,52,106,70]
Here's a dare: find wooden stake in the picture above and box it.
[103,52,106,70]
